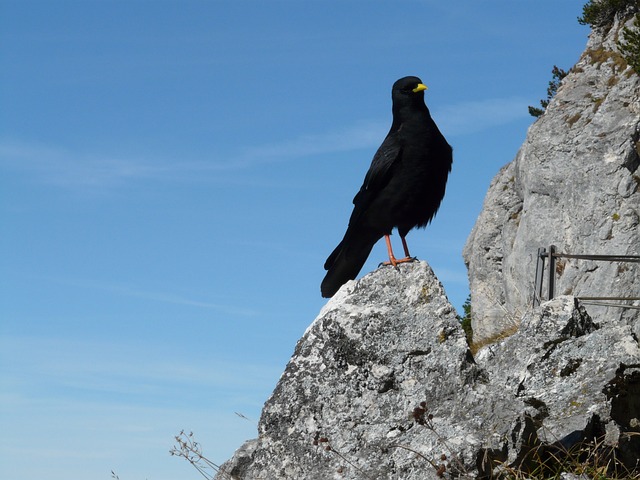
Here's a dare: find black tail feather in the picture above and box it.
[321,227,381,298]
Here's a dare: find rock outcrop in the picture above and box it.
[218,262,472,480]
[217,263,640,479]
[463,12,640,344]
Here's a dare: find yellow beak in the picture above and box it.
[412,83,428,93]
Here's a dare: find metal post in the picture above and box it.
[533,247,546,307]
[547,245,556,301]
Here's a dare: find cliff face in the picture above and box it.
[463,13,640,343]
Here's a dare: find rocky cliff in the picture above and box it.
[215,10,640,479]
[217,263,640,479]
[463,12,640,344]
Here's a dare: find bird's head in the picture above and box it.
[391,76,428,112]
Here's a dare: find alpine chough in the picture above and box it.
[321,76,452,298]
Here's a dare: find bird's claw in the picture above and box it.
[379,256,417,269]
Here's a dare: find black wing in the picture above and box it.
[349,132,402,225]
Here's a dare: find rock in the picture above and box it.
[216,264,640,479]
[475,295,640,474]
[463,12,640,344]
[217,261,476,479]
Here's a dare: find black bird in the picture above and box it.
[321,76,452,298]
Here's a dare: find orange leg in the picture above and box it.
[384,234,398,267]
[382,235,416,267]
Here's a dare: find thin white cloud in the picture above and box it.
[0,98,527,190]
[433,96,530,137]
[105,285,260,316]
[165,120,388,174]
[0,335,280,396]
[0,123,386,190]
[30,274,261,317]
[240,120,387,161]
[0,141,172,188]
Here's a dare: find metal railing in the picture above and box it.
[533,245,640,309]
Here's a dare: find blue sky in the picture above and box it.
[1,1,589,479]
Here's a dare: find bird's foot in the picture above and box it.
[379,256,418,268]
